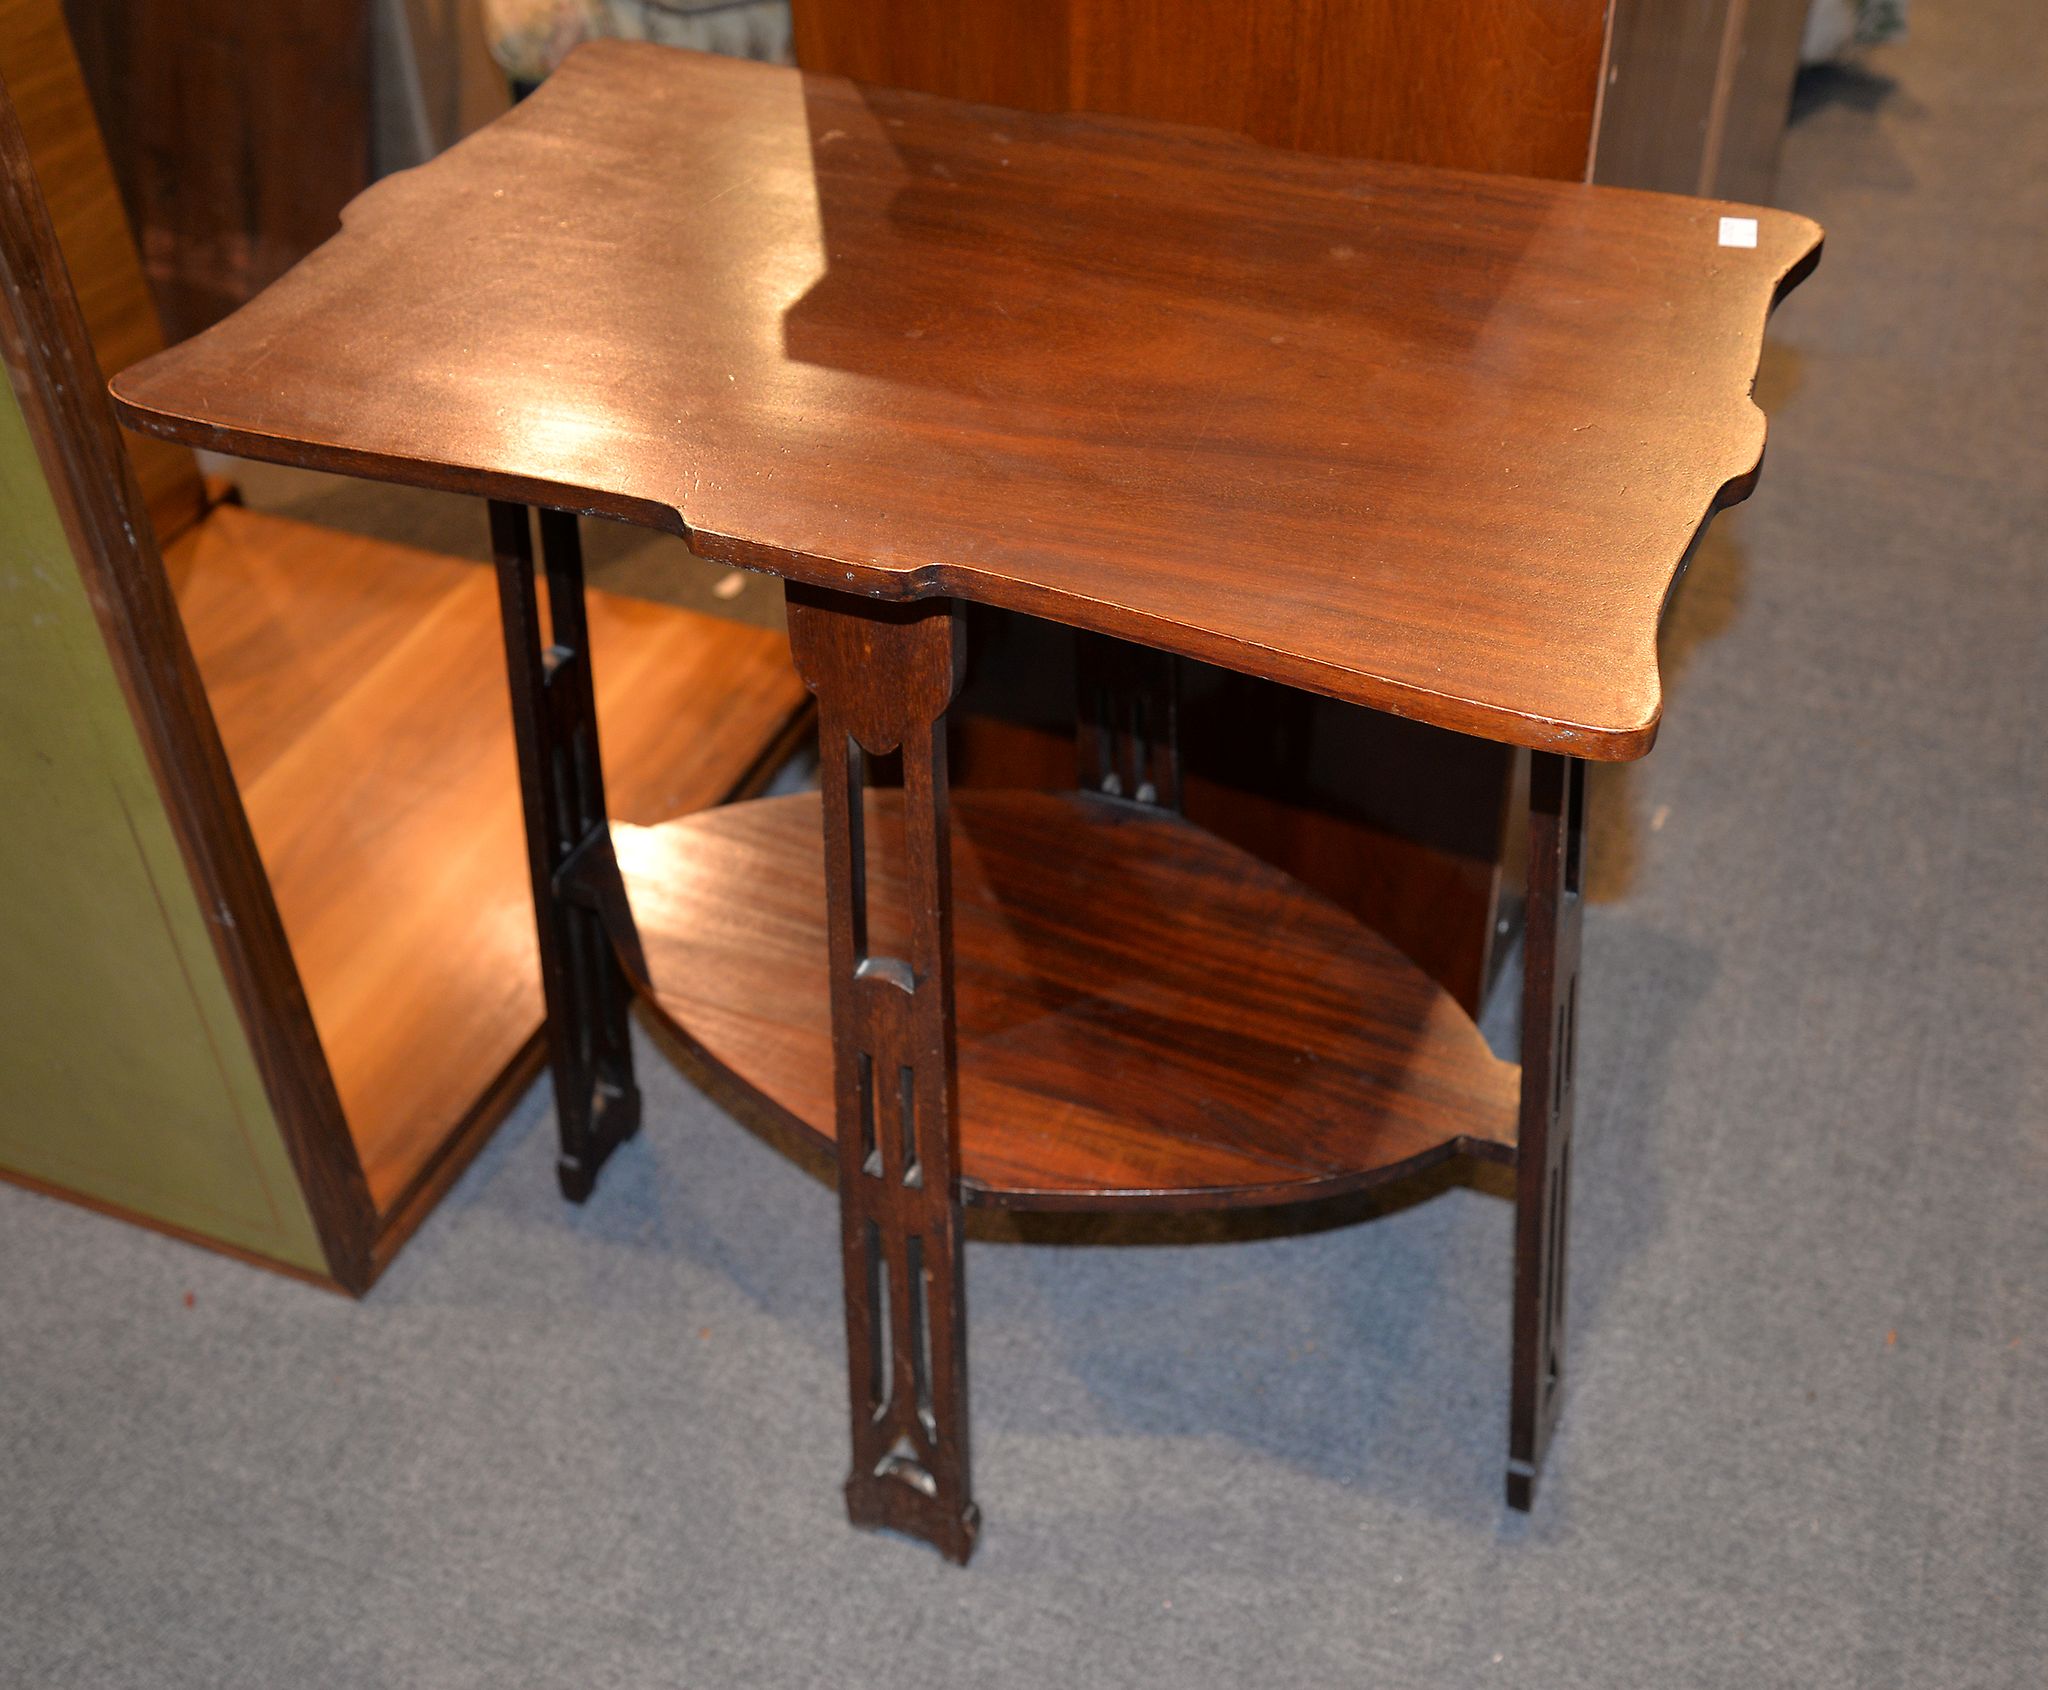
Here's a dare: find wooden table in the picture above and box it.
[112,42,1821,1562]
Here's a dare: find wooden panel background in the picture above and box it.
[1,0,205,539]
[61,0,369,341]
[795,0,1614,179]
[1594,0,1811,200]
[1701,0,1810,204]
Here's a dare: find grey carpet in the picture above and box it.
[5,4,2043,1684]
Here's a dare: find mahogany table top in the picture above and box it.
[111,42,1820,758]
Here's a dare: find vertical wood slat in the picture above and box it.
[487,501,643,1201]
[1509,750,1585,1509]
[59,0,370,343]
[786,581,979,1565]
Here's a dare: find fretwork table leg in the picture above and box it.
[785,582,977,1564]
[1075,630,1181,810]
[1508,750,1586,1510]
[488,500,642,1203]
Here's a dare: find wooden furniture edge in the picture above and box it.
[0,0,212,543]
[0,1165,351,1294]
[106,229,1821,765]
[360,704,811,1286]
[365,1032,547,1283]
[626,978,1518,1215]
[0,90,380,1292]
[610,789,1522,1211]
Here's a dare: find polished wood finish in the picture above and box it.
[786,583,979,1561]
[103,42,1815,1534]
[0,0,206,540]
[793,0,1613,179]
[953,696,1519,1015]
[173,501,806,1216]
[800,0,1803,203]
[60,0,370,341]
[791,1,1576,1018]
[113,45,1820,759]
[617,789,1521,1208]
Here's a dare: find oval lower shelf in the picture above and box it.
[613,790,1519,1211]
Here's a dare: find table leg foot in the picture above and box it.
[787,583,978,1562]
[1508,751,1584,1512]
[554,1082,641,1202]
[846,1477,982,1566]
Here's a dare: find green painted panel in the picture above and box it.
[0,373,325,1274]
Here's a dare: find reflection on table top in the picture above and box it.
[112,42,1820,758]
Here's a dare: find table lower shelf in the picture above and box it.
[614,790,1519,1211]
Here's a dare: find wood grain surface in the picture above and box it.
[790,0,1566,1022]
[952,707,1518,1015]
[617,789,1521,1210]
[175,503,809,1214]
[112,44,1819,759]
[794,0,1613,180]
[58,0,370,342]
[0,0,206,541]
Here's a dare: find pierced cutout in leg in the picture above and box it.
[898,1064,921,1189]
[843,736,870,961]
[858,1052,881,1178]
[788,584,978,1564]
[907,1233,936,1446]
[877,1433,938,1497]
[486,500,640,1203]
[866,1219,890,1422]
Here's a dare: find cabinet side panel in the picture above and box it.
[0,376,325,1273]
